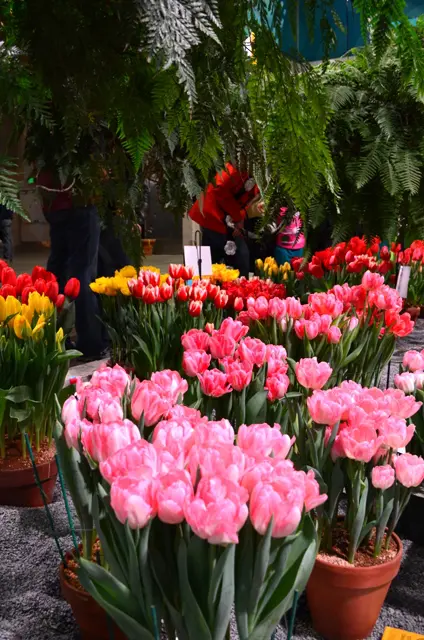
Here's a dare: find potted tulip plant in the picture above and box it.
[394,350,424,544]
[55,363,327,640]
[294,378,424,640]
[0,288,79,506]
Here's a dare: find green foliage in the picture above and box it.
[309,38,424,242]
[0,157,26,218]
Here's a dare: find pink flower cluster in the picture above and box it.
[394,350,424,393]
[62,365,188,459]
[237,271,414,340]
[181,318,290,401]
[96,408,326,541]
[306,381,422,472]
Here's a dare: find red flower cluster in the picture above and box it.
[0,261,80,309]
[399,240,424,265]
[221,277,286,311]
[292,236,395,280]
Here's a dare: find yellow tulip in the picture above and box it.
[56,327,64,345]
[21,304,34,324]
[0,296,6,323]
[6,295,21,319]
[255,259,264,270]
[33,314,46,334]
[13,314,32,339]
[118,265,137,279]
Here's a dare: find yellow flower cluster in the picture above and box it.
[0,292,58,341]
[256,257,291,280]
[211,263,240,283]
[90,265,170,296]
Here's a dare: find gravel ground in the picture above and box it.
[1,324,424,640]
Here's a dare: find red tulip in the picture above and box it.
[142,285,160,304]
[21,286,36,304]
[34,278,46,294]
[1,284,16,298]
[234,296,244,312]
[16,273,32,295]
[32,265,48,283]
[189,300,203,317]
[181,266,194,281]
[56,293,65,310]
[176,286,189,302]
[159,282,173,301]
[2,267,17,287]
[214,291,229,309]
[64,278,81,299]
[45,280,59,303]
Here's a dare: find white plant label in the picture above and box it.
[395,266,411,299]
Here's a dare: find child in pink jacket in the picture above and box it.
[274,207,305,265]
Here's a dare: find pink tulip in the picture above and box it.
[82,420,141,463]
[268,298,287,322]
[166,404,206,425]
[156,469,194,524]
[308,292,344,318]
[318,314,333,333]
[265,344,287,363]
[218,317,249,342]
[151,370,188,404]
[111,476,157,529]
[361,271,384,290]
[237,423,294,461]
[209,333,236,359]
[327,326,342,344]
[303,469,328,511]
[285,297,303,319]
[153,419,195,459]
[395,453,424,487]
[304,320,320,340]
[181,329,210,351]
[394,372,416,394]
[90,364,130,397]
[414,371,424,390]
[182,349,211,377]
[185,476,249,544]
[266,373,290,401]
[131,380,171,425]
[98,398,124,424]
[296,357,332,390]
[250,477,304,538]
[339,423,384,463]
[64,418,92,449]
[225,360,253,392]
[241,459,294,494]
[198,369,232,397]
[307,391,343,424]
[100,439,158,484]
[371,465,395,490]
[403,350,424,372]
[78,389,114,422]
[348,316,359,331]
[194,419,235,447]
[236,337,267,367]
[62,396,80,425]
[187,444,246,484]
[383,388,422,419]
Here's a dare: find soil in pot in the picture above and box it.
[404,305,420,321]
[0,439,57,507]
[307,528,403,640]
[60,547,127,640]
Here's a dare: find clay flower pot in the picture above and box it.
[60,555,126,640]
[306,533,403,640]
[142,238,156,256]
[0,458,57,507]
[404,305,420,321]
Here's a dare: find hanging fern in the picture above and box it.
[0,157,27,219]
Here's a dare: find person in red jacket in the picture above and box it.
[188,163,260,277]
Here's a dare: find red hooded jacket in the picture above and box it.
[189,163,259,234]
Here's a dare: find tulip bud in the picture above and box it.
[189,300,203,317]
[234,296,244,312]
[159,282,173,301]
[176,286,189,302]
[214,291,229,309]
[64,277,81,299]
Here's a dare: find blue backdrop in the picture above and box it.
[280,0,423,61]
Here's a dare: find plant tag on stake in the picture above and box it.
[395,266,411,299]
[184,245,213,278]
[382,626,424,640]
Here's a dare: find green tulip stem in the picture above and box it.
[24,433,66,566]
[151,605,160,640]
[55,453,79,554]
[286,590,299,640]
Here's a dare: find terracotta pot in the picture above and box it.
[404,305,420,321]
[60,556,126,640]
[0,458,57,507]
[142,238,156,257]
[306,533,403,640]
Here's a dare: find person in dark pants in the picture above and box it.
[0,205,13,262]
[38,170,105,359]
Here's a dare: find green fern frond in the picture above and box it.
[0,157,27,220]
